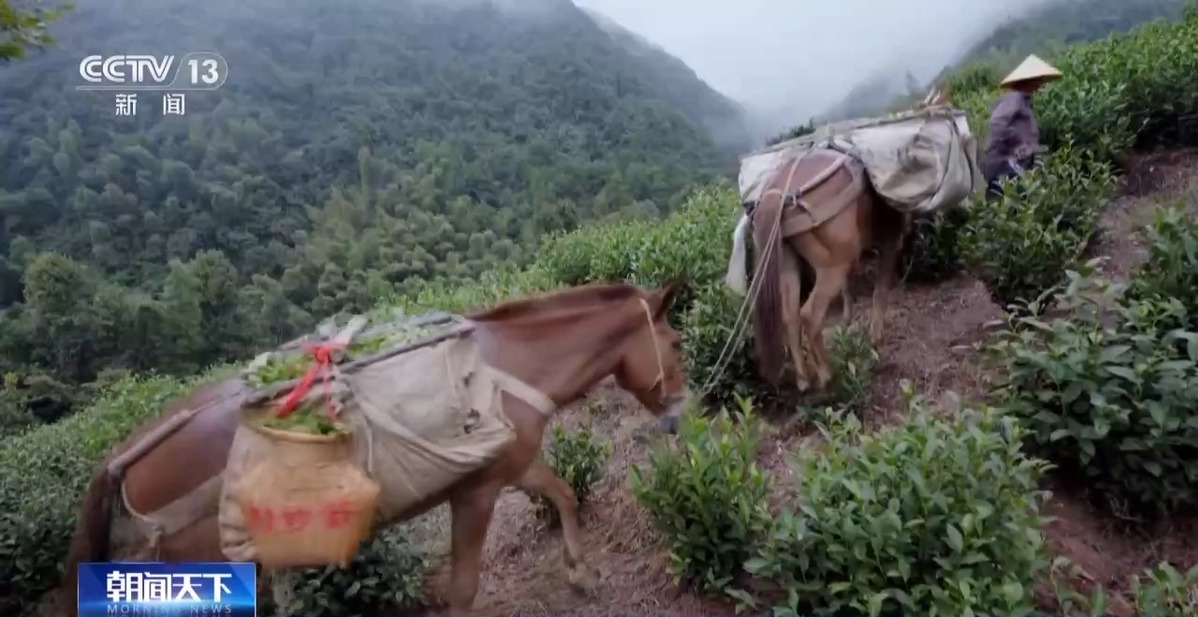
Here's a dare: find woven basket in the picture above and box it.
[235,419,381,569]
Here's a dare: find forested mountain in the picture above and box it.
[954,0,1187,66]
[0,0,749,430]
[580,7,753,153]
[819,0,1187,123]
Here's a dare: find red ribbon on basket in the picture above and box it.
[273,340,346,420]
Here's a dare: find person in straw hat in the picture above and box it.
[981,54,1063,199]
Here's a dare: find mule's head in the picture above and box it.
[614,279,691,431]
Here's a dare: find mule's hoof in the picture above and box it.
[633,418,675,445]
[567,564,601,595]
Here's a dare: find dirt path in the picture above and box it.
[414,149,1198,617]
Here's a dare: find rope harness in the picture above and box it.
[699,152,808,395]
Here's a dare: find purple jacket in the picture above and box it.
[981,90,1041,180]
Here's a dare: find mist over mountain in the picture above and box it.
[818,0,1189,123]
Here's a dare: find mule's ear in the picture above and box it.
[653,276,687,319]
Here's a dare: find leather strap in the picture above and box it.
[776,153,866,236]
[478,364,557,416]
[120,472,225,557]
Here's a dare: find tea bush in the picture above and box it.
[989,269,1198,515]
[386,261,558,315]
[0,372,205,614]
[679,282,764,409]
[533,422,610,525]
[1130,561,1198,617]
[536,182,738,293]
[735,386,1051,617]
[959,145,1116,309]
[822,326,878,414]
[535,219,651,286]
[1127,202,1198,329]
[272,527,427,617]
[899,206,970,283]
[629,398,772,596]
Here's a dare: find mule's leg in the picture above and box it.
[800,264,853,390]
[868,217,907,346]
[269,569,296,617]
[514,461,598,592]
[779,244,811,391]
[446,483,503,617]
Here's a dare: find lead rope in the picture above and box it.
[698,152,806,396]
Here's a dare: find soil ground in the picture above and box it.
[416,149,1198,617]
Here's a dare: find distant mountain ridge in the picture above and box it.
[580,6,753,154]
[814,0,1187,125]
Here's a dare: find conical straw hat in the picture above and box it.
[1000,54,1062,87]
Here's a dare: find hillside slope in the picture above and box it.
[819,0,1187,123]
[0,0,748,425]
[580,7,753,153]
[956,0,1188,66]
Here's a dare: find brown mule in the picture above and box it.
[729,148,911,391]
[59,281,691,616]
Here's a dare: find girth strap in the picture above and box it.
[478,364,558,416]
[119,472,225,558]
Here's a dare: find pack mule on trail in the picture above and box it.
[725,94,980,392]
[60,281,691,616]
[727,147,912,391]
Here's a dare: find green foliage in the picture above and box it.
[536,182,739,293]
[989,269,1198,515]
[1127,202,1198,328]
[941,61,1002,99]
[388,264,559,317]
[960,146,1115,308]
[0,0,71,60]
[272,528,427,617]
[679,283,763,409]
[533,423,610,525]
[737,386,1051,617]
[1130,561,1198,616]
[0,371,218,614]
[629,399,771,597]
[536,219,652,286]
[900,205,970,283]
[821,326,878,414]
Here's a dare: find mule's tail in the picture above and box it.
[62,464,118,598]
[725,213,751,295]
[749,196,787,383]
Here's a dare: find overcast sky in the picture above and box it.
[573,0,1054,127]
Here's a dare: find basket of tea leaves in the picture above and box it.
[235,395,380,568]
[236,370,379,568]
